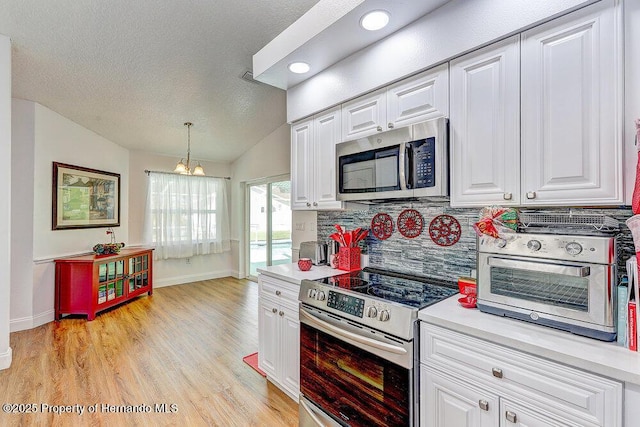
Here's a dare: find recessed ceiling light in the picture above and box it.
[360,10,390,31]
[288,62,310,74]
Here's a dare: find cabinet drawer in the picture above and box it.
[421,324,622,426]
[258,275,299,304]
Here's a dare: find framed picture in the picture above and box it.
[52,162,120,230]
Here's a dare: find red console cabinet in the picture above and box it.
[55,247,154,320]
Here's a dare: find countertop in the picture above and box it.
[257,263,345,285]
[419,295,640,385]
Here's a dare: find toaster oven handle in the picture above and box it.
[488,257,591,277]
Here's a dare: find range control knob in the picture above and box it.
[526,240,542,251]
[366,306,378,318]
[565,242,583,255]
[307,289,317,299]
[379,310,390,322]
[316,291,326,301]
[496,239,507,248]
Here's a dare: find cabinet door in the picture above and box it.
[291,119,314,210]
[279,302,300,400]
[421,365,498,427]
[520,0,622,206]
[387,63,449,129]
[341,88,386,141]
[258,296,279,379]
[449,35,521,207]
[313,106,343,210]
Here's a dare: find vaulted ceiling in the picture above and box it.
[0,0,319,163]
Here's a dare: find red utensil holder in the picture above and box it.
[338,247,361,272]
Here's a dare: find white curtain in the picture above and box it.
[144,172,231,260]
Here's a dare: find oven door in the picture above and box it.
[299,306,414,427]
[477,253,615,328]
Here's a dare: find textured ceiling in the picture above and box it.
[0,0,319,163]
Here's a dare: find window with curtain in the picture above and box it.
[144,172,231,260]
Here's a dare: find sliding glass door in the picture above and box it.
[247,176,291,278]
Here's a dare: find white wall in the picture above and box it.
[10,100,131,332]
[0,34,12,370]
[230,123,292,278]
[128,150,233,287]
[287,0,595,122]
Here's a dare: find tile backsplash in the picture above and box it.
[317,200,635,284]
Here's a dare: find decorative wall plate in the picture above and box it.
[429,214,462,246]
[397,209,424,238]
[371,213,394,240]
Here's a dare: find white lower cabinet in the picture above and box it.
[257,275,300,401]
[420,324,622,427]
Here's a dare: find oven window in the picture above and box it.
[490,267,589,312]
[300,323,410,427]
[339,147,400,193]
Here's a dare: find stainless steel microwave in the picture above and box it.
[336,117,448,201]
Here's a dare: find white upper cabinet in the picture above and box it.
[291,107,344,211]
[341,88,386,141]
[291,119,314,210]
[386,63,449,129]
[341,64,449,141]
[520,0,622,206]
[313,107,343,209]
[450,0,622,207]
[450,36,521,207]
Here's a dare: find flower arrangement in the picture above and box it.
[93,227,125,256]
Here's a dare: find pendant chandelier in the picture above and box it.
[174,122,205,176]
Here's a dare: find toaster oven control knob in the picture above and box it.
[526,240,542,251]
[379,310,390,322]
[316,291,326,301]
[565,242,583,255]
[366,306,378,318]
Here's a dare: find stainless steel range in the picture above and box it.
[298,268,458,427]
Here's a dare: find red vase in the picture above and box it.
[338,247,361,272]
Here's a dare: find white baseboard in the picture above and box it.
[0,346,12,370]
[153,270,235,288]
[10,309,55,333]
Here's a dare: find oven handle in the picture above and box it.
[299,308,408,356]
[299,398,339,427]
[488,257,591,277]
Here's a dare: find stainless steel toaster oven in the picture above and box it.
[476,232,617,341]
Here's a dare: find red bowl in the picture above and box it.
[298,258,312,271]
[458,294,477,309]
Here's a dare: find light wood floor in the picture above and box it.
[0,277,299,427]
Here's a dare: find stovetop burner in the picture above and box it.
[319,268,458,309]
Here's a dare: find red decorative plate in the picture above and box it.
[371,213,394,240]
[429,214,462,247]
[397,209,424,238]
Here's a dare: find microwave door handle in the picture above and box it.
[488,257,591,277]
[398,142,408,191]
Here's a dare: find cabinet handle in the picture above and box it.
[376,126,383,132]
[275,290,281,296]
[478,400,489,411]
[279,311,284,316]
[526,191,537,199]
[503,192,512,200]
[313,202,318,206]
[505,411,517,423]
[388,122,394,129]
[491,367,503,378]
[272,308,277,313]
[306,202,311,207]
